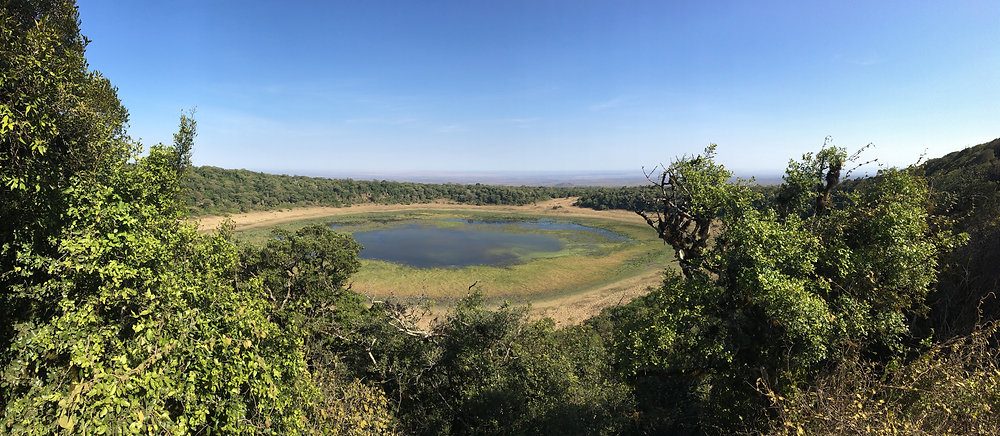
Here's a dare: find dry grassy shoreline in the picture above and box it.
[195,197,644,232]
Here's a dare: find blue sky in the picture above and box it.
[77,0,999,175]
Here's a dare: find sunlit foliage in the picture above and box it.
[613,144,962,432]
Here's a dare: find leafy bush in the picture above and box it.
[922,138,1000,337]
[0,4,382,430]
[611,146,961,433]
[334,292,637,435]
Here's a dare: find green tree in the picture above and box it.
[633,144,755,278]
[2,145,318,433]
[172,109,196,173]
[616,144,960,433]
[2,0,131,372]
[238,225,398,434]
[330,291,635,435]
[0,2,332,432]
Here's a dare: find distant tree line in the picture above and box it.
[184,166,602,215]
[573,181,779,213]
[572,186,658,211]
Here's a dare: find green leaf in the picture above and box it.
[56,415,75,430]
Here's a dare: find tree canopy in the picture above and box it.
[613,144,963,431]
[0,3,344,432]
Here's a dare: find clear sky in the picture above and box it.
[77,0,999,175]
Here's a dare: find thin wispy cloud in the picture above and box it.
[589,97,626,112]
[495,117,540,128]
[344,117,418,126]
[436,124,467,133]
[834,53,886,66]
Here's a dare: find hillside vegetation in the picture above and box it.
[924,137,1000,231]
[2,2,999,434]
[922,138,1000,338]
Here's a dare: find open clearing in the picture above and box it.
[196,198,674,325]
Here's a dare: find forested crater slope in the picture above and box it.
[184,165,604,215]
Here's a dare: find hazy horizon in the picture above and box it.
[207,167,791,187]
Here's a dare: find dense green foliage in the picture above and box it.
[604,146,961,432]
[3,1,1000,434]
[0,4,384,431]
[1,0,130,339]
[574,178,779,214]
[334,294,636,435]
[573,186,657,211]
[239,225,396,434]
[922,138,1000,338]
[3,147,317,433]
[184,166,598,216]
